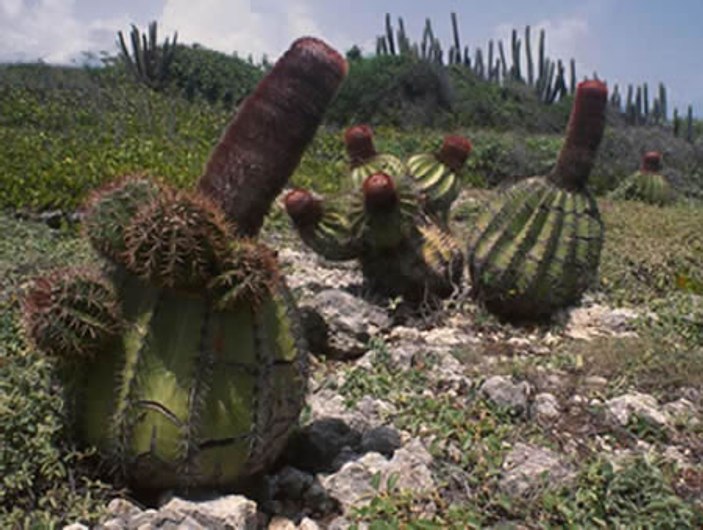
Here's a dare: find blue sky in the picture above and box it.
[0,0,700,117]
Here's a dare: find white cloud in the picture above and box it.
[0,0,128,63]
[159,0,326,60]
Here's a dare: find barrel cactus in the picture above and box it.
[610,151,675,206]
[467,80,608,321]
[285,166,463,305]
[22,37,347,492]
[344,125,407,189]
[407,135,472,224]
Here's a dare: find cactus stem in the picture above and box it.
[549,80,608,191]
[197,37,348,237]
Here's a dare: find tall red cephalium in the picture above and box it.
[548,80,608,191]
[197,37,348,237]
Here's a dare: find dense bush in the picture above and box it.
[326,54,454,128]
[0,65,229,211]
[168,44,263,107]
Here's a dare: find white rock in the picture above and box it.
[268,516,296,530]
[605,392,670,428]
[320,439,435,513]
[663,398,699,426]
[499,443,575,498]
[532,393,560,423]
[158,495,258,530]
[480,375,531,412]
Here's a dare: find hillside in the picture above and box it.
[0,56,702,528]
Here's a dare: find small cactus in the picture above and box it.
[22,269,122,359]
[344,125,407,189]
[82,175,161,261]
[610,151,675,206]
[407,135,472,224]
[284,136,463,304]
[467,80,607,321]
[23,37,347,493]
[122,188,232,288]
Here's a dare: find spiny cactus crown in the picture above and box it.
[82,175,161,261]
[22,270,122,359]
[121,188,232,289]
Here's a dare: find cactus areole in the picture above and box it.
[23,37,348,493]
[468,80,607,321]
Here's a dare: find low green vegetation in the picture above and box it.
[1,53,702,527]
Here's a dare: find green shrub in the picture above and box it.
[0,303,120,528]
[326,55,454,128]
[0,67,229,211]
[598,199,703,305]
[544,456,700,528]
[168,44,263,107]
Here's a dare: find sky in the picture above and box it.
[0,0,701,117]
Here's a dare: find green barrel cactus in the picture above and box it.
[467,80,608,321]
[344,125,407,189]
[407,135,472,224]
[285,170,463,305]
[22,37,348,492]
[610,151,675,206]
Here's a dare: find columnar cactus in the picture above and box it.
[22,37,347,492]
[286,154,463,305]
[467,80,608,321]
[610,151,675,206]
[407,135,472,224]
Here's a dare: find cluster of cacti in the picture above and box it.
[610,151,675,206]
[467,80,608,321]
[673,105,696,143]
[286,126,470,305]
[117,20,178,91]
[611,82,669,126]
[22,38,347,492]
[375,14,574,105]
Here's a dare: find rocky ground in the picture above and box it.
[58,209,703,529]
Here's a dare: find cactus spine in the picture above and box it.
[23,37,347,492]
[467,80,607,321]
